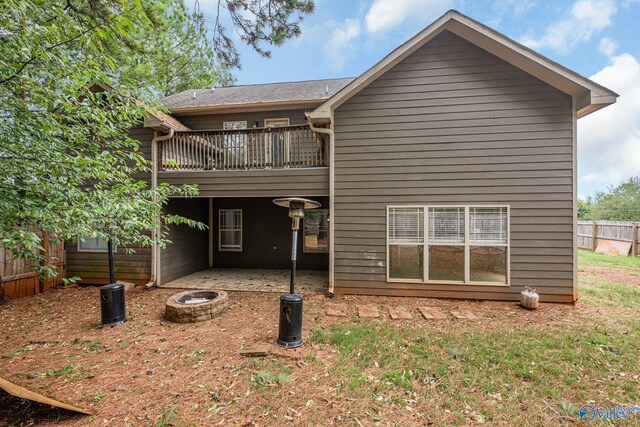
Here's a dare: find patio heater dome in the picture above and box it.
[273,198,320,229]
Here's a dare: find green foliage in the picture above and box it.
[0,0,315,279]
[579,177,640,221]
[214,0,315,69]
[577,198,592,219]
[106,0,235,97]
[156,405,180,427]
[43,364,76,379]
[0,1,205,270]
[251,370,291,388]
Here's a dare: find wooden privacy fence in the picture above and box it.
[578,220,640,256]
[0,232,65,301]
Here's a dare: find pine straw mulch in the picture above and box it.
[0,280,607,426]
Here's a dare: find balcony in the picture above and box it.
[159,124,328,171]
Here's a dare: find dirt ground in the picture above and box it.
[0,269,630,426]
[580,265,640,286]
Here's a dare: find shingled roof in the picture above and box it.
[159,77,354,113]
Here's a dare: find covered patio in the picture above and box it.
[159,268,328,294]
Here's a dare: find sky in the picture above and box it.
[193,0,640,200]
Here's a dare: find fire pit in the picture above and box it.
[165,290,228,323]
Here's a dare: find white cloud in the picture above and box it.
[598,37,618,57]
[578,53,640,192]
[521,0,617,53]
[365,0,453,33]
[324,19,361,71]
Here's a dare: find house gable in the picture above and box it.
[309,9,617,123]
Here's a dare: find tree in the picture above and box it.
[106,0,235,98]
[577,198,593,219]
[586,177,640,221]
[212,0,315,69]
[0,0,314,277]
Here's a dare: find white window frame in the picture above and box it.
[303,209,329,253]
[77,235,114,253]
[386,205,510,286]
[223,120,247,130]
[264,118,289,127]
[218,209,243,252]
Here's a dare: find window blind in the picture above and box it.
[388,207,424,243]
[428,207,464,244]
[469,207,507,245]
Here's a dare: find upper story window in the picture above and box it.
[223,121,247,130]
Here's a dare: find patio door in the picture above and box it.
[265,118,289,167]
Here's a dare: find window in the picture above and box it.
[387,206,509,284]
[388,207,424,280]
[264,118,289,127]
[264,118,290,166]
[304,209,329,253]
[223,121,247,130]
[78,235,112,253]
[219,209,242,251]
[223,121,247,167]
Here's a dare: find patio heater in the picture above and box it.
[100,236,126,327]
[272,197,320,348]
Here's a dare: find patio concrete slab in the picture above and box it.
[388,306,413,320]
[357,304,380,318]
[160,268,327,294]
[419,307,448,320]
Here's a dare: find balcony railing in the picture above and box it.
[159,124,328,171]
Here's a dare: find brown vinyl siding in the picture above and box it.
[65,242,151,286]
[159,169,329,198]
[212,197,329,270]
[174,110,310,130]
[160,198,209,284]
[64,125,154,286]
[130,125,153,183]
[332,30,575,302]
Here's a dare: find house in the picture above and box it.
[65,10,617,302]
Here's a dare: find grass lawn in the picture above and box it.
[579,248,640,270]
[0,257,639,426]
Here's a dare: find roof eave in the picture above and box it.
[309,10,618,123]
[165,99,327,116]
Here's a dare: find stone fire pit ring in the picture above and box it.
[165,290,229,323]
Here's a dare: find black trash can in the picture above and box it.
[277,294,303,348]
[100,283,126,326]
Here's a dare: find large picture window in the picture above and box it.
[304,209,329,253]
[387,205,509,285]
[219,209,242,251]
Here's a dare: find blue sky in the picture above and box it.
[195,0,640,200]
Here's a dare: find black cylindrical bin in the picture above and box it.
[100,284,126,326]
[277,294,303,348]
